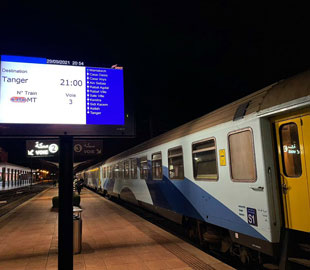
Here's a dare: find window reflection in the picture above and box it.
[280,123,302,177]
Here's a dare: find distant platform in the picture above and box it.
[0,187,235,270]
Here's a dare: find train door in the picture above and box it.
[275,115,310,232]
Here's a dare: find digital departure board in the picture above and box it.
[0,55,124,125]
[0,55,134,137]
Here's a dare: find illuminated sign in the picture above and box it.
[283,144,300,155]
[0,55,124,125]
[26,140,59,157]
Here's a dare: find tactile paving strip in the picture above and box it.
[134,223,216,270]
[162,242,216,270]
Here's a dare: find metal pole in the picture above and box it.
[30,159,32,188]
[58,135,73,270]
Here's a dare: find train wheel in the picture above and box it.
[185,218,199,243]
[240,247,250,265]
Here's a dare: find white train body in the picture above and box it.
[80,71,310,262]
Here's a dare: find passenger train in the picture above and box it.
[77,70,310,268]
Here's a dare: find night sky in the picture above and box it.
[0,1,309,169]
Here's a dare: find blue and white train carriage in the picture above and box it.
[80,70,310,267]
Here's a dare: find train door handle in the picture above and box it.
[282,183,289,194]
[280,174,290,194]
[249,186,264,191]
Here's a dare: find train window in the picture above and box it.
[108,166,113,178]
[103,167,107,178]
[192,138,218,180]
[228,129,257,182]
[152,152,162,180]
[114,163,119,178]
[140,156,148,179]
[130,159,137,179]
[107,166,111,178]
[110,165,114,178]
[168,147,184,180]
[280,123,302,177]
[124,160,130,179]
[119,162,124,179]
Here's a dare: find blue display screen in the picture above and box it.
[85,67,124,125]
[0,55,124,125]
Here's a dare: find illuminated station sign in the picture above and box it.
[26,140,59,157]
[26,140,103,158]
[0,55,124,125]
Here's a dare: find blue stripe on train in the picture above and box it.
[104,178,115,192]
[103,166,267,241]
[144,166,267,241]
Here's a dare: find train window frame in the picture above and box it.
[192,137,219,181]
[108,166,111,178]
[168,146,184,180]
[140,156,148,180]
[114,163,119,179]
[130,158,138,179]
[279,122,302,178]
[228,127,257,182]
[124,160,130,179]
[152,151,163,180]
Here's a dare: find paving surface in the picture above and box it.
[0,187,235,270]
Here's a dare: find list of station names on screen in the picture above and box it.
[85,67,124,125]
[86,68,108,118]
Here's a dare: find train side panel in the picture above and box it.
[101,117,278,246]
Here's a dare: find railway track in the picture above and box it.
[0,183,52,217]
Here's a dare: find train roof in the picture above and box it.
[106,70,310,163]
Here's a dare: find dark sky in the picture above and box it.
[0,1,309,168]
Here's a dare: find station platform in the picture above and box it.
[0,187,235,270]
